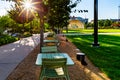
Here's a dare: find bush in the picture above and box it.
[0,35,18,46]
[23,32,32,37]
[47,32,55,37]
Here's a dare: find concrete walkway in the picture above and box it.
[0,33,48,80]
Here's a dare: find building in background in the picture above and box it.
[68,16,88,29]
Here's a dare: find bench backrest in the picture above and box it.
[41,46,58,53]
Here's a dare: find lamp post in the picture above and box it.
[92,0,100,47]
[118,5,120,21]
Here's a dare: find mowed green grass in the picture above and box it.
[67,33,120,80]
[63,29,120,33]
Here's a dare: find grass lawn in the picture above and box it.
[66,30,120,80]
[63,29,120,33]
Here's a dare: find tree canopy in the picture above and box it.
[47,0,81,32]
[2,0,81,34]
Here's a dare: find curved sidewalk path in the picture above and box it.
[0,33,48,80]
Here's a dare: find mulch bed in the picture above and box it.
[6,35,110,80]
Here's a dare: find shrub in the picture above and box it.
[23,32,32,37]
[47,32,55,37]
[0,35,18,46]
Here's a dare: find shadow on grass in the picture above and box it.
[67,35,120,80]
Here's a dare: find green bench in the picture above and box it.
[41,46,58,53]
[43,40,59,46]
[43,40,59,43]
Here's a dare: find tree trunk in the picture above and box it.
[66,26,68,33]
[40,17,44,52]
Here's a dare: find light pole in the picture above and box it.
[118,5,120,21]
[92,0,100,47]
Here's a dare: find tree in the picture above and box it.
[104,19,112,27]
[2,0,81,50]
[112,21,120,28]
[98,20,104,27]
[8,1,35,24]
[47,0,81,33]
[0,15,16,35]
[85,22,94,29]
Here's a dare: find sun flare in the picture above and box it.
[19,0,42,16]
[22,0,33,10]
[24,1,32,9]
[17,0,38,22]
[12,0,44,23]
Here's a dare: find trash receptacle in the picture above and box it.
[76,53,87,66]
[76,53,85,61]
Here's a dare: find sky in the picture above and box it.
[0,0,120,22]
[70,0,120,21]
[0,1,14,16]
